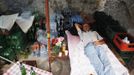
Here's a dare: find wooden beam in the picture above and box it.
[45,0,51,72]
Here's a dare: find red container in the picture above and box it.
[113,33,134,52]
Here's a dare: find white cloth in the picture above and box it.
[0,13,18,30]
[78,30,103,46]
[122,37,130,44]
[16,15,34,33]
[97,44,130,75]
[67,30,129,75]
[66,31,97,75]
[71,42,97,75]
[3,62,53,75]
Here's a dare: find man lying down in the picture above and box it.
[74,22,129,75]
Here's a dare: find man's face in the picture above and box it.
[82,23,90,32]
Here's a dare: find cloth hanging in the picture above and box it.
[16,15,34,33]
[0,13,18,30]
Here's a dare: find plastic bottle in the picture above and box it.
[30,67,36,75]
[20,62,26,75]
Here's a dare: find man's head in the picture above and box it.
[82,23,91,32]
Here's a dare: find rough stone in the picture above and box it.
[0,0,133,35]
[0,0,8,13]
[104,0,134,36]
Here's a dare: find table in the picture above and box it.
[22,60,37,67]
[3,62,53,75]
[50,50,69,62]
[51,55,69,62]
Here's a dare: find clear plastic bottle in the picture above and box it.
[30,67,36,75]
[20,62,26,75]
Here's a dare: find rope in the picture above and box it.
[0,56,14,64]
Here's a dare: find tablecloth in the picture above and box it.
[3,62,53,75]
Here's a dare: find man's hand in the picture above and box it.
[94,40,105,46]
[75,23,81,27]
[94,40,101,46]
[75,23,81,31]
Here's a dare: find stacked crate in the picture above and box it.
[105,26,126,41]
[113,33,134,63]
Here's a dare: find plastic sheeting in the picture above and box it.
[16,15,34,33]
[0,13,18,30]
[0,12,34,33]
[66,31,97,75]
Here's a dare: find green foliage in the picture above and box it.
[0,25,27,61]
[0,48,16,61]
[0,12,46,61]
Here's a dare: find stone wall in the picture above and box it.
[0,0,134,36]
[0,0,44,15]
[50,0,134,36]
[104,0,134,36]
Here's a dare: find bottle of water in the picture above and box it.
[30,67,36,75]
[20,62,26,75]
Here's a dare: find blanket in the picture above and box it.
[66,30,129,75]
[66,31,97,75]
[85,42,129,75]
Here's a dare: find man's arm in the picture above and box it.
[75,23,81,31]
[94,39,105,46]
[74,23,83,40]
[94,31,105,45]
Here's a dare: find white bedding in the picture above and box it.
[66,31,97,75]
[97,44,129,75]
[66,30,129,75]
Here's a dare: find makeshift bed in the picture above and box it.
[65,31,97,75]
[65,31,129,75]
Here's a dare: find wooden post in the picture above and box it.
[45,0,51,72]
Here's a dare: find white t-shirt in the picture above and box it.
[78,30,103,46]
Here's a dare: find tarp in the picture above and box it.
[0,13,18,30]
[0,12,34,33]
[16,15,34,33]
